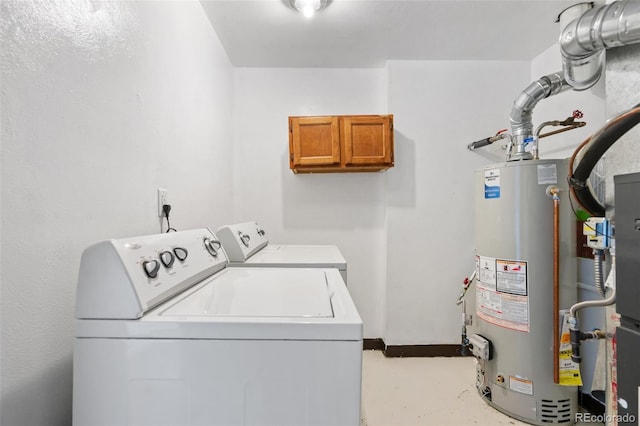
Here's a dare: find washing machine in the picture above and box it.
[73,228,362,426]
[216,221,348,282]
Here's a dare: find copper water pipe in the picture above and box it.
[538,122,586,139]
[551,188,560,384]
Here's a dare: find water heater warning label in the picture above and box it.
[509,376,534,395]
[477,255,496,285]
[537,163,558,185]
[476,255,530,332]
[496,260,527,295]
[484,169,500,199]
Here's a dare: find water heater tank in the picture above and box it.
[474,159,577,425]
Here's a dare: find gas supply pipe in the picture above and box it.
[456,270,476,356]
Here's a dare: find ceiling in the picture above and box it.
[200,0,581,68]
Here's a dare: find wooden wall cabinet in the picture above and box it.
[289,115,394,173]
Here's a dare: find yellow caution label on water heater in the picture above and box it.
[559,312,583,386]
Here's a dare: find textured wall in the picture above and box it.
[0,1,234,425]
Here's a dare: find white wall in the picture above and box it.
[0,2,234,425]
[232,68,388,338]
[384,60,531,345]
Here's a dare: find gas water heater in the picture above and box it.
[461,2,640,423]
[472,159,577,425]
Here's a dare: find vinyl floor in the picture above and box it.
[361,350,602,426]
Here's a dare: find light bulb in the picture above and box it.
[293,0,322,18]
[302,5,315,17]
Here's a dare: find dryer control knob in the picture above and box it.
[142,259,161,279]
[159,251,175,268]
[173,247,188,262]
[238,232,251,247]
[203,238,220,257]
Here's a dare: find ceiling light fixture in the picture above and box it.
[286,0,330,18]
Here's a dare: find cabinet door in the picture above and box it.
[342,116,393,166]
[289,116,340,168]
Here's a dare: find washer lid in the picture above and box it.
[159,268,334,318]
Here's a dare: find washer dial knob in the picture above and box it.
[173,247,188,262]
[159,251,175,268]
[142,259,161,279]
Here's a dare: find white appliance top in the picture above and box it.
[245,244,346,270]
[160,268,334,318]
[216,221,346,270]
[76,268,361,341]
[75,228,361,340]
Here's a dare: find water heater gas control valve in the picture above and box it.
[468,334,492,360]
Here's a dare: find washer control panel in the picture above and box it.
[216,221,269,262]
[76,228,227,319]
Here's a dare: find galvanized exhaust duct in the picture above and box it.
[560,0,640,91]
[506,0,640,162]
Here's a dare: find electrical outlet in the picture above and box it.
[158,188,169,217]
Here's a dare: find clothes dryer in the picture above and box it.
[216,221,347,282]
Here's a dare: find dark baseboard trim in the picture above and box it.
[579,390,605,415]
[362,340,467,357]
[383,344,465,357]
[363,338,385,351]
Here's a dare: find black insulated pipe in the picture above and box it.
[570,329,606,363]
[467,137,493,151]
[570,102,640,216]
[570,328,582,363]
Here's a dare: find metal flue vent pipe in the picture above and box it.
[561,0,640,91]
[508,72,570,161]
[506,0,640,162]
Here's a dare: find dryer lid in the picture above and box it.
[159,268,334,318]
